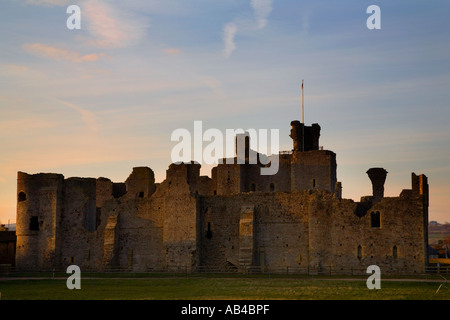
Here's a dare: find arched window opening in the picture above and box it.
[250,183,256,192]
[18,192,27,202]
[393,245,398,259]
[270,183,275,192]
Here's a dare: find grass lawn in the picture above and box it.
[0,275,449,300]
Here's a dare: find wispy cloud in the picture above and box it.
[163,48,181,56]
[222,0,273,57]
[223,22,238,58]
[0,118,55,132]
[52,99,99,132]
[251,0,273,29]
[7,64,29,73]
[1,64,30,77]
[25,0,71,6]
[82,0,149,48]
[24,0,148,49]
[23,43,106,63]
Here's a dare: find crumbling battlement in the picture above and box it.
[14,121,429,274]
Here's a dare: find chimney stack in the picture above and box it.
[366,168,388,203]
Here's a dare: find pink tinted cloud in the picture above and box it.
[23,43,106,63]
[82,1,149,48]
[163,48,181,56]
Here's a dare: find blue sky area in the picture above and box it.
[0,0,449,223]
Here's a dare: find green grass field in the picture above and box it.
[0,274,449,300]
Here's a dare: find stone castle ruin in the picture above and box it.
[15,121,429,274]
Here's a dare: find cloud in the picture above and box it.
[222,0,273,57]
[25,0,71,6]
[0,118,55,132]
[78,53,105,62]
[223,22,238,58]
[23,0,148,48]
[23,43,106,63]
[163,48,181,56]
[82,0,149,48]
[52,99,99,132]
[1,65,30,76]
[251,0,273,29]
[7,65,29,73]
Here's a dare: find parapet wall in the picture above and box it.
[290,150,337,193]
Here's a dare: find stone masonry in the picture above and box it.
[15,121,429,274]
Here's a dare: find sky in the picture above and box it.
[0,0,449,224]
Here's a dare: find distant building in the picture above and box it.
[0,228,16,267]
[428,246,439,259]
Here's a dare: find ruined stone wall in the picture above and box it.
[15,165,202,272]
[94,164,199,272]
[100,195,165,272]
[254,192,310,271]
[245,154,292,193]
[59,177,97,269]
[198,195,244,269]
[290,150,337,193]
[263,154,292,192]
[214,150,335,195]
[306,192,333,273]
[163,163,202,271]
[199,192,311,271]
[215,163,243,195]
[123,167,156,200]
[329,195,427,274]
[194,176,215,196]
[15,163,428,274]
[96,178,113,207]
[199,187,427,274]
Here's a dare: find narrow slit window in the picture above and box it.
[206,222,213,239]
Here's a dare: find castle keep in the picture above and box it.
[15,121,429,274]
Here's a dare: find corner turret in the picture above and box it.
[290,121,321,152]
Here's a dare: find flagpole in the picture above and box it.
[302,80,304,124]
[302,80,304,152]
